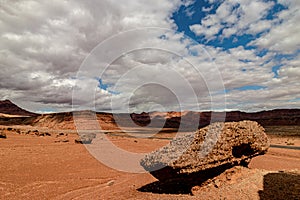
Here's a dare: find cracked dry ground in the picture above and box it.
[0,130,299,200]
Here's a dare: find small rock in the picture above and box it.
[191,186,201,196]
[54,139,69,143]
[226,173,232,181]
[75,137,92,144]
[56,133,65,137]
[107,180,115,186]
[36,132,45,137]
[213,179,221,188]
[0,132,7,139]
[75,134,95,144]
[45,132,51,136]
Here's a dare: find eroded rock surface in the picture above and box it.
[140,120,270,181]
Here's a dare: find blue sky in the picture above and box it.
[167,0,299,111]
[172,0,290,79]
[172,1,287,49]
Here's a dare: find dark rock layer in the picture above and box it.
[0,100,37,116]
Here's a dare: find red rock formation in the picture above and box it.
[0,99,299,129]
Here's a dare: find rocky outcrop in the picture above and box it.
[130,112,151,126]
[0,100,37,116]
[117,109,300,129]
[0,99,299,129]
[161,109,300,129]
[140,121,269,181]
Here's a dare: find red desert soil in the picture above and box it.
[0,128,299,200]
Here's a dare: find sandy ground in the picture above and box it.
[0,127,299,200]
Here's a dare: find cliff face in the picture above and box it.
[0,100,37,116]
[225,109,300,126]
[130,109,300,128]
[0,99,299,129]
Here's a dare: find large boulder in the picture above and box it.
[140,120,269,181]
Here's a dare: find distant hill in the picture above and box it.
[0,100,37,116]
[0,100,299,129]
[131,109,300,128]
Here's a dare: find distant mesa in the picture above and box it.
[0,99,300,129]
[0,99,37,117]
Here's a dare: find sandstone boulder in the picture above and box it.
[140,120,269,181]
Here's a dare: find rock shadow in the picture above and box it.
[259,172,300,200]
[138,164,232,195]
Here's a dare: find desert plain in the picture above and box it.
[0,123,299,200]
[0,101,300,199]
